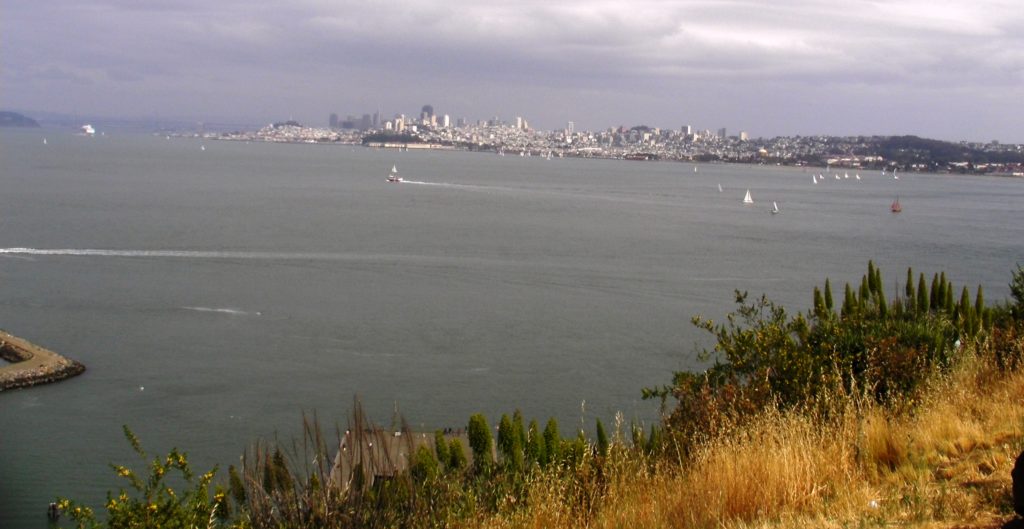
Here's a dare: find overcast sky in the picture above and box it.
[3,0,1022,141]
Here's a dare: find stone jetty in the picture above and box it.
[0,330,85,391]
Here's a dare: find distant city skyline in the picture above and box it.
[3,1,1022,143]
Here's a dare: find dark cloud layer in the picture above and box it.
[2,0,1021,140]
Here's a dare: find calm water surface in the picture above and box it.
[1,129,1022,527]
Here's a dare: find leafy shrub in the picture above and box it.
[57,426,228,529]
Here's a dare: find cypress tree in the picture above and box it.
[874,266,883,297]
[512,409,526,453]
[631,423,646,450]
[959,287,971,319]
[824,278,834,312]
[596,418,609,457]
[939,272,948,304]
[859,275,870,303]
[467,414,493,470]
[906,267,915,303]
[843,283,856,318]
[228,465,246,506]
[434,430,450,466]
[917,273,929,313]
[646,425,662,455]
[930,273,940,310]
[867,261,876,293]
[878,286,888,319]
[448,438,467,470]
[525,419,545,466]
[944,282,954,314]
[497,414,518,468]
[410,445,439,482]
[975,285,985,319]
[543,418,561,465]
[813,286,824,319]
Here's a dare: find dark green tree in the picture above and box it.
[917,273,929,313]
[525,419,545,466]
[410,445,439,482]
[448,439,467,470]
[497,414,524,472]
[512,410,526,455]
[434,430,449,466]
[467,414,493,470]
[1010,264,1024,318]
[813,286,825,318]
[228,465,246,506]
[543,418,561,466]
[595,418,609,457]
[824,278,834,312]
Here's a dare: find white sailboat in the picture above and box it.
[743,189,753,205]
[893,168,899,180]
[43,138,47,145]
[694,166,698,173]
[813,175,818,184]
[855,173,861,180]
[771,201,779,214]
[718,183,723,193]
[387,164,402,183]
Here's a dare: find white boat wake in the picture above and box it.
[182,306,261,316]
[0,248,367,260]
[399,180,481,190]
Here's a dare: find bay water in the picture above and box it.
[1,129,1022,527]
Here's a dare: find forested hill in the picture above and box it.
[0,111,40,128]
[874,135,1024,166]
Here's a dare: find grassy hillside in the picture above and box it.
[57,263,1024,528]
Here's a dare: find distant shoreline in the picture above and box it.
[0,330,85,392]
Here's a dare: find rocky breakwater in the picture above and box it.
[0,330,85,391]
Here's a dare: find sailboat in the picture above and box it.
[813,175,818,184]
[893,168,899,180]
[387,164,402,183]
[694,166,698,173]
[717,183,723,193]
[855,173,861,180]
[743,189,753,205]
[891,196,902,213]
[771,201,780,214]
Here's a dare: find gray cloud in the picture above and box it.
[2,0,1021,140]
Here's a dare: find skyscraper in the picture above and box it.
[567,121,575,134]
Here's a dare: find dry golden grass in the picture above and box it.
[475,348,1024,529]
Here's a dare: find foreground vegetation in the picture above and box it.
[58,262,1024,528]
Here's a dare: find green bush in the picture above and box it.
[57,426,228,529]
[649,261,1001,448]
